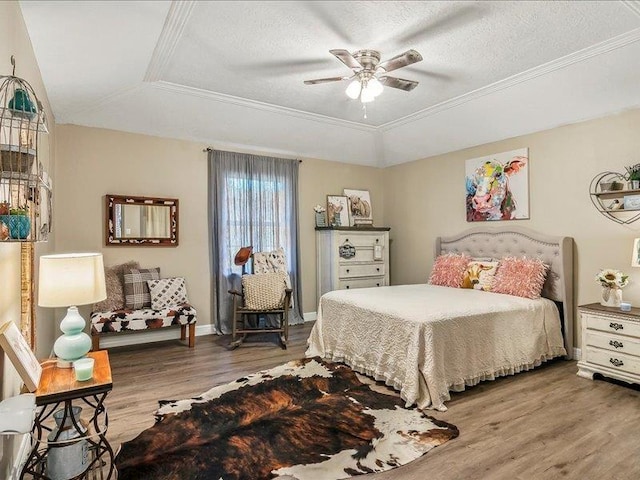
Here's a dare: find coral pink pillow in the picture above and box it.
[492,257,548,299]
[429,253,470,288]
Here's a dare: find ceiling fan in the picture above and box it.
[304,49,423,103]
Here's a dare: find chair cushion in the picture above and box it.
[242,272,288,310]
[123,267,161,309]
[147,277,189,310]
[91,303,196,334]
[93,260,140,312]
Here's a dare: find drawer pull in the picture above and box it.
[376,238,379,243]
[609,322,624,331]
[346,269,350,273]
[376,267,380,272]
[376,283,380,287]
[609,340,624,349]
[609,358,624,367]
[345,285,350,289]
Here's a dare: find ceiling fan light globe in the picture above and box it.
[345,80,362,100]
[368,77,384,97]
[360,88,375,103]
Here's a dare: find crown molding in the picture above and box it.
[379,27,640,132]
[150,81,378,133]
[622,1,640,18]
[144,0,196,82]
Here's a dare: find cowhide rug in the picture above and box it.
[115,357,458,480]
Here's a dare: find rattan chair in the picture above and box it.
[228,246,292,349]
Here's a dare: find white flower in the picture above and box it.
[313,204,326,213]
[596,268,629,289]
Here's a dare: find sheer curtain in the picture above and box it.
[208,150,303,334]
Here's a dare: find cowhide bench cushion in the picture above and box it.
[90,303,197,350]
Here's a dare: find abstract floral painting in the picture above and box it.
[465,148,529,222]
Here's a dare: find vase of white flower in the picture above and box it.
[595,268,629,307]
[314,204,327,227]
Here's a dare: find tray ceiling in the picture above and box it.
[20,1,640,166]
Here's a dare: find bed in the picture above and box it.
[306,227,574,411]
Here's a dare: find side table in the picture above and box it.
[21,350,115,480]
[577,303,640,385]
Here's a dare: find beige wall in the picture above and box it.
[54,125,385,325]
[0,1,56,476]
[384,108,640,350]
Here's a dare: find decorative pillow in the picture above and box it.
[428,253,471,288]
[253,247,287,274]
[492,257,548,299]
[123,267,161,309]
[93,260,140,312]
[242,272,289,310]
[147,277,189,310]
[461,260,499,291]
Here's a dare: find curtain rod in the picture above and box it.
[203,147,302,162]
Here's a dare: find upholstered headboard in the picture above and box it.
[435,227,574,358]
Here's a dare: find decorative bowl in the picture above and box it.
[0,215,31,239]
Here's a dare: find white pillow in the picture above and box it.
[147,277,189,310]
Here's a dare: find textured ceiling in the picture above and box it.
[165,1,638,126]
[19,1,640,166]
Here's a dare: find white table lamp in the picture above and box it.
[38,253,106,368]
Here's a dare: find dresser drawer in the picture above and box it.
[338,247,380,264]
[584,347,640,376]
[339,277,386,290]
[585,331,640,357]
[339,264,385,278]
[584,314,640,338]
[338,233,385,247]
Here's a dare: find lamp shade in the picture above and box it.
[38,253,107,307]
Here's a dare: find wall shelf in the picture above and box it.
[0,57,51,242]
[589,171,640,225]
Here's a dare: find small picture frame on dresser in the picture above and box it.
[326,195,349,227]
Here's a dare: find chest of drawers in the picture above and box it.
[577,303,640,385]
[316,227,390,304]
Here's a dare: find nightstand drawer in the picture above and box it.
[585,347,640,376]
[585,314,640,338]
[339,264,385,278]
[339,277,386,290]
[585,331,640,357]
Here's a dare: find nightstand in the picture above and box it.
[21,350,115,479]
[577,303,640,385]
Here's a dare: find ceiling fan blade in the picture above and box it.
[377,50,423,73]
[379,76,419,92]
[329,49,362,70]
[393,4,484,44]
[304,76,349,85]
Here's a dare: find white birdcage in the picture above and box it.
[0,56,51,242]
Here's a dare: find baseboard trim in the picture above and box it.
[97,324,215,349]
[10,433,31,480]
[573,348,581,361]
[303,312,317,322]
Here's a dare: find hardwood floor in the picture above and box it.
[106,323,640,479]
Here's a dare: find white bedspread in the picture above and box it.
[306,284,567,411]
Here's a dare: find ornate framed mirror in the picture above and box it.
[105,195,178,246]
